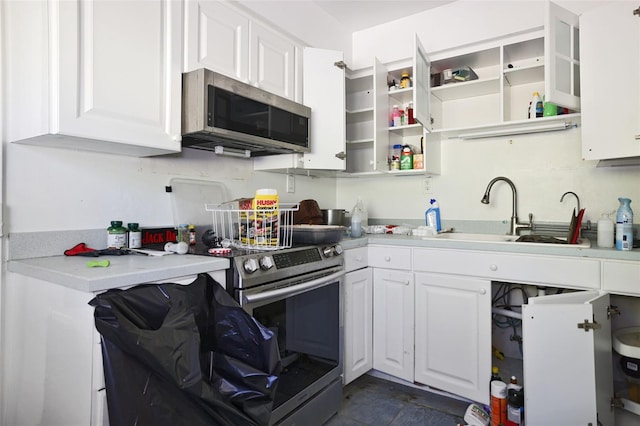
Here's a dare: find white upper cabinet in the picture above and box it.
[184,0,301,102]
[544,1,581,111]
[5,0,182,157]
[250,22,297,102]
[184,0,249,81]
[580,2,640,162]
[427,1,580,140]
[345,34,440,176]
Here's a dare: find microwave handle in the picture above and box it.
[242,270,345,305]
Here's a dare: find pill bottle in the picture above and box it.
[178,224,189,244]
[127,223,142,249]
[107,221,127,249]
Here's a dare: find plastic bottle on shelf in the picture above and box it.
[400,72,411,88]
[616,197,634,251]
[425,199,442,232]
[400,109,406,126]
[597,211,615,248]
[400,145,413,170]
[391,105,401,127]
[407,102,415,124]
[528,92,543,119]
[489,366,503,391]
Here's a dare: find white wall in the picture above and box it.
[4,144,336,233]
[337,0,640,227]
[337,129,640,225]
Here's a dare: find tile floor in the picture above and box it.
[325,375,469,425]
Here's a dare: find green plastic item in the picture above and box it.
[87,260,110,268]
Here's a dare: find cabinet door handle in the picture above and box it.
[479,288,487,295]
[489,264,498,271]
[384,256,391,262]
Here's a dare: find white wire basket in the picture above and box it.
[205,202,299,250]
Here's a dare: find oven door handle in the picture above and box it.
[243,270,345,305]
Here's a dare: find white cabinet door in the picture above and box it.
[414,34,432,131]
[251,21,298,101]
[344,267,373,385]
[544,1,580,111]
[372,268,414,382]
[301,48,346,170]
[522,291,613,426]
[373,57,391,172]
[581,2,640,161]
[414,272,491,405]
[184,0,249,80]
[57,0,181,155]
[254,47,345,172]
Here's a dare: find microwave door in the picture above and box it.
[211,87,269,138]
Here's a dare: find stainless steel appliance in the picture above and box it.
[195,243,344,425]
[182,69,311,156]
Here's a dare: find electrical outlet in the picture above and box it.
[423,177,433,194]
[286,175,295,193]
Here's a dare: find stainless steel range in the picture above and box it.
[224,244,345,425]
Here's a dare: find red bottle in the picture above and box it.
[408,102,415,124]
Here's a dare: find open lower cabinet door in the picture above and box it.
[522,291,613,426]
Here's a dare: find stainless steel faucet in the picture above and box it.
[481,176,533,235]
[560,191,580,212]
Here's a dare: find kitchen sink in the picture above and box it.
[432,232,520,243]
[423,232,591,248]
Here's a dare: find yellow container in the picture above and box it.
[253,189,279,246]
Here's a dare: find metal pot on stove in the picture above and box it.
[321,209,345,226]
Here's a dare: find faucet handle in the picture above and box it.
[528,213,534,229]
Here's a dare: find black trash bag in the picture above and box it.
[89,273,281,426]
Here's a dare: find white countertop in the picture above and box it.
[8,253,229,293]
[340,234,640,261]
[8,232,639,295]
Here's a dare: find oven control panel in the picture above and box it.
[238,245,343,280]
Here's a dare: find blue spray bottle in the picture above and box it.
[425,199,442,232]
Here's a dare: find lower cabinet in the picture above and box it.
[372,268,415,382]
[343,267,373,385]
[414,272,492,404]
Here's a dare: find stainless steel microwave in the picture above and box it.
[181,69,310,157]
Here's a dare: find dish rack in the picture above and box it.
[205,203,299,250]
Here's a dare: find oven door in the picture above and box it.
[237,268,344,425]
